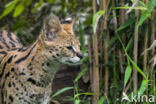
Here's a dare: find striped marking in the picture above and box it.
[9,41,16,47]
[0,36,10,49]
[0,45,3,49]
[0,51,7,64]
[7,32,17,43]
[0,60,8,78]
[0,51,7,55]
[0,30,22,50]
[18,46,30,52]
[1,56,13,94]
[15,44,36,64]
[8,55,13,63]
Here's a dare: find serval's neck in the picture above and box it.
[18,39,61,87]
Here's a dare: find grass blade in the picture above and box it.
[124,65,132,87]
[74,68,87,83]
[138,80,149,96]
[98,96,105,104]
[126,54,147,80]
[125,38,133,52]
[51,87,73,98]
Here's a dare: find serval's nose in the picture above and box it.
[76,52,83,59]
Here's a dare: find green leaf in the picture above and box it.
[74,68,87,82]
[131,0,134,3]
[116,16,135,32]
[25,0,33,6]
[116,33,147,80]
[137,0,156,27]
[139,1,146,7]
[126,54,147,80]
[146,0,156,11]
[74,93,93,98]
[79,21,86,54]
[51,87,73,98]
[138,80,149,96]
[125,38,133,52]
[46,0,54,3]
[124,65,132,87]
[13,2,25,18]
[112,6,147,10]
[108,35,117,47]
[0,0,19,19]
[74,100,80,104]
[80,92,93,95]
[93,10,105,33]
[74,93,81,98]
[81,56,88,62]
[31,0,44,13]
[98,96,105,104]
[137,11,150,28]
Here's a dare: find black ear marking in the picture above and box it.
[61,14,77,24]
[42,14,61,41]
[43,26,58,41]
[61,20,72,24]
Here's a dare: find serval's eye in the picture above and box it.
[66,46,73,50]
[66,46,74,52]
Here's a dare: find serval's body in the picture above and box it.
[0,14,82,104]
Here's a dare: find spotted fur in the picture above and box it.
[0,14,82,104]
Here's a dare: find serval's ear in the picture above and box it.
[61,14,76,34]
[42,14,62,41]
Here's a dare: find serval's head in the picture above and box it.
[39,14,82,65]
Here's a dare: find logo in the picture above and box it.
[122,92,155,103]
[122,92,130,102]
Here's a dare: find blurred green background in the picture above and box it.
[0,0,92,45]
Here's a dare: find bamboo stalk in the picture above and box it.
[103,0,110,97]
[92,0,96,14]
[133,0,139,92]
[99,23,104,81]
[150,11,155,89]
[143,21,148,73]
[104,50,109,97]
[99,0,104,81]
[103,0,107,29]
[118,0,125,75]
[92,34,99,104]
[88,38,93,92]
[150,8,155,57]
[120,0,126,44]
[92,0,99,103]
